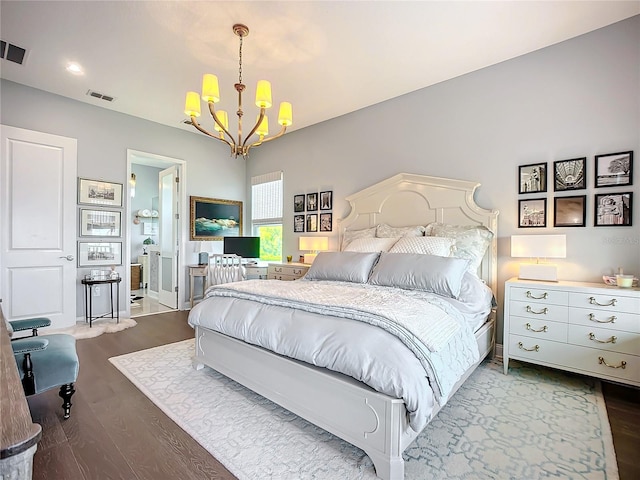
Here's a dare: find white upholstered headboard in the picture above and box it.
[340,173,499,293]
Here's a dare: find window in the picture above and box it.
[251,171,283,261]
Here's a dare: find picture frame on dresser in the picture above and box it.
[594,192,633,227]
[553,195,586,227]
[594,151,633,188]
[553,157,586,191]
[518,198,546,228]
[519,162,547,194]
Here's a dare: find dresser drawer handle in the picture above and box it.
[589,333,617,344]
[598,357,626,369]
[274,267,283,273]
[526,290,548,300]
[526,306,548,315]
[589,296,616,307]
[518,342,539,352]
[588,313,616,324]
[525,323,548,333]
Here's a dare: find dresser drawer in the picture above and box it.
[508,317,568,343]
[569,291,640,314]
[509,300,568,322]
[267,273,299,281]
[568,324,640,356]
[267,263,309,280]
[569,307,639,334]
[509,286,568,305]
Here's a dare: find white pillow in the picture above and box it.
[368,253,469,298]
[389,236,455,257]
[304,252,380,283]
[344,237,399,253]
[429,223,494,274]
[376,223,425,238]
[342,226,376,250]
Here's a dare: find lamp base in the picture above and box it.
[519,263,558,282]
[303,253,317,264]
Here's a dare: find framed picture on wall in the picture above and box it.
[518,198,546,228]
[553,157,586,191]
[78,241,122,267]
[519,163,547,194]
[594,192,633,226]
[319,191,333,210]
[294,194,305,212]
[320,213,332,232]
[190,196,242,240]
[594,151,633,188]
[306,213,318,232]
[293,215,305,232]
[80,208,121,237]
[306,192,318,211]
[78,178,123,207]
[553,195,586,227]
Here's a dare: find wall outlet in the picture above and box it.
[93,286,101,297]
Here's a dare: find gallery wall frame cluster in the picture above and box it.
[294,190,332,233]
[518,151,633,228]
[77,177,123,267]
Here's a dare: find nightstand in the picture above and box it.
[267,262,310,281]
[189,264,208,308]
[503,277,639,387]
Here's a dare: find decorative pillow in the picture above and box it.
[389,236,455,257]
[376,223,425,238]
[344,237,399,253]
[368,253,469,298]
[342,226,376,250]
[429,223,494,274]
[304,252,380,283]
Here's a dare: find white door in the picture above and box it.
[158,165,179,308]
[0,125,77,329]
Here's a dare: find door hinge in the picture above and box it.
[175,213,179,220]
[175,177,179,183]
[175,286,179,292]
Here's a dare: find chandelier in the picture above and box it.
[184,24,292,159]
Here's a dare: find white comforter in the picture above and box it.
[188,279,480,431]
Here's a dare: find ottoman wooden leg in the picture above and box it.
[59,383,76,419]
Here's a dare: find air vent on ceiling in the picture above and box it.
[86,90,115,102]
[0,40,27,65]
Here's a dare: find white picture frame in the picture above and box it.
[78,241,122,267]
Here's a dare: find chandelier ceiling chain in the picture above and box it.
[184,24,292,159]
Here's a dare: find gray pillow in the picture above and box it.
[368,252,469,298]
[304,251,380,283]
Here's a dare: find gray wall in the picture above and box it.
[1,80,246,315]
[246,16,640,340]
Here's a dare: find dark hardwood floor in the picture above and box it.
[27,311,639,480]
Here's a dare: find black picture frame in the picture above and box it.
[293,214,304,233]
[293,194,305,212]
[519,162,547,194]
[554,195,586,227]
[306,193,318,211]
[319,191,333,210]
[189,196,242,240]
[595,151,633,188]
[594,192,633,227]
[306,213,318,232]
[553,157,586,191]
[320,212,332,232]
[518,198,546,228]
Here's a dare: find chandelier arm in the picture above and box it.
[246,125,287,154]
[241,108,266,148]
[208,102,236,147]
[191,115,234,149]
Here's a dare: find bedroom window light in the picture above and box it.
[251,171,283,261]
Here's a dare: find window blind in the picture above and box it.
[251,171,283,225]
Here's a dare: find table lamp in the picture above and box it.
[511,234,566,281]
[299,236,329,264]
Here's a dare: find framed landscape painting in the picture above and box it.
[190,196,242,240]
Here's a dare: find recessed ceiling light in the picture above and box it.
[66,62,84,75]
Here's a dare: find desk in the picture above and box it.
[81,276,121,327]
[189,264,208,308]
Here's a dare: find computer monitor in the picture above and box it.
[223,236,260,260]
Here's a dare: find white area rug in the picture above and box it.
[49,317,136,339]
[109,339,618,480]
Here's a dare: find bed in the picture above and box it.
[188,173,499,480]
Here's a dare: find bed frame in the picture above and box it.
[193,173,499,480]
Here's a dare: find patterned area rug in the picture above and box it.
[109,339,618,480]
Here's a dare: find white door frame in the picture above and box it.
[126,149,187,315]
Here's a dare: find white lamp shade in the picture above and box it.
[510,235,566,259]
[299,236,329,252]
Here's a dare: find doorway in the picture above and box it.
[127,150,186,318]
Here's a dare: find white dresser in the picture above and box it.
[503,278,639,387]
[267,262,310,281]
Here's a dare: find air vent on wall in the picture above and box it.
[86,90,115,102]
[0,40,27,65]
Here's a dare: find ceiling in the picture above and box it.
[1,1,639,136]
